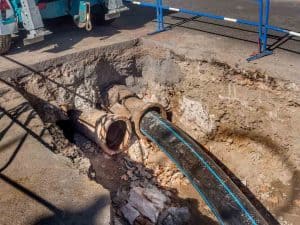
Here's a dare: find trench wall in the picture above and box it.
[1,39,299,224]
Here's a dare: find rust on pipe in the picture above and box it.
[104,85,167,140]
[123,97,167,140]
[104,85,136,107]
[61,106,132,155]
[109,103,131,120]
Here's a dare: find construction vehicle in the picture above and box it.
[0,0,128,54]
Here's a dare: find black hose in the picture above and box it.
[140,111,268,225]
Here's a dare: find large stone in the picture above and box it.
[179,96,215,134]
[128,186,169,223]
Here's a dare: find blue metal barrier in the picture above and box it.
[125,0,300,61]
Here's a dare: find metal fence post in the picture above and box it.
[258,0,264,53]
[262,0,271,52]
[154,0,164,32]
[126,0,299,61]
[247,0,273,61]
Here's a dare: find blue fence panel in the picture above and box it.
[125,0,300,61]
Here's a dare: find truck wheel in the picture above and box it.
[0,35,12,55]
[91,5,115,26]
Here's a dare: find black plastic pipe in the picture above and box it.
[140,111,268,225]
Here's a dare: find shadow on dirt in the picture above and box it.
[0,173,109,225]
[0,77,217,224]
[202,127,300,224]
[164,15,300,55]
[0,86,54,174]
[8,5,157,54]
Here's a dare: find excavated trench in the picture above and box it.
[4,41,300,225]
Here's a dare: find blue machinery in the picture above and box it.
[0,0,128,53]
[125,0,300,61]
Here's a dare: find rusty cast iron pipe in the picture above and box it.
[62,106,132,155]
[104,85,167,140]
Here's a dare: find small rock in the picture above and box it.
[77,157,91,174]
[163,191,173,198]
[61,146,79,159]
[113,217,123,225]
[89,171,96,179]
[113,186,129,205]
[121,174,129,181]
[103,153,112,159]
[84,142,92,149]
[135,216,155,225]
[158,207,190,225]
[147,151,173,167]
[124,157,135,170]
[242,179,247,186]
[127,170,138,181]
[250,152,261,162]
[294,199,300,207]
[226,138,233,144]
[132,176,139,181]
[130,181,141,188]
[268,195,279,205]
[121,203,140,225]
[182,178,190,185]
[140,169,153,179]
[128,138,150,163]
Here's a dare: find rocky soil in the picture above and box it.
[135,48,300,225]
[3,41,299,224]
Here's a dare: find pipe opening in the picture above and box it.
[106,120,128,150]
[56,119,76,142]
[139,106,162,123]
[137,105,165,132]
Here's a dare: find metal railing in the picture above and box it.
[126,0,300,61]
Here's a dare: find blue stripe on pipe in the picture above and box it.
[140,127,226,225]
[152,114,258,225]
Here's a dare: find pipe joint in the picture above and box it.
[104,85,167,140]
[61,106,132,156]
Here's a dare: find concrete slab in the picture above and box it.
[0,81,111,225]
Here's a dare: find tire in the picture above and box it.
[0,35,12,55]
[91,4,116,26]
